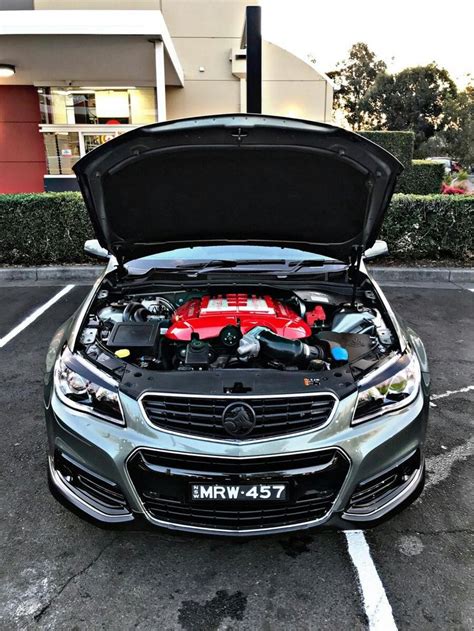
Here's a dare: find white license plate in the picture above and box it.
[190,483,288,502]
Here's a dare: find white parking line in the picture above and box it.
[0,285,75,349]
[431,385,474,400]
[430,385,474,407]
[345,530,398,631]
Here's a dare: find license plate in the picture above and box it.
[190,483,288,502]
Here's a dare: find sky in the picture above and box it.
[262,0,473,88]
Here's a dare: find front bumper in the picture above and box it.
[45,385,428,535]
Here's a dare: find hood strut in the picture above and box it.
[115,251,127,278]
[349,245,364,307]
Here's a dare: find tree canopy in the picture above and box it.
[327,42,386,130]
[419,85,474,165]
[360,64,458,149]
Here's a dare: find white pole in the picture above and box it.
[154,39,166,122]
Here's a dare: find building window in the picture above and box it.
[39,87,156,125]
[38,87,157,176]
[43,131,80,176]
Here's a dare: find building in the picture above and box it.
[0,0,335,193]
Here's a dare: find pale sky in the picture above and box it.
[262,0,473,88]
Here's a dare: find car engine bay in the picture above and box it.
[77,283,397,380]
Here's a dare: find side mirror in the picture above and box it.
[84,239,109,260]
[364,240,389,260]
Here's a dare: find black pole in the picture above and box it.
[246,5,262,114]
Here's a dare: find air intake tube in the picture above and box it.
[237,326,326,365]
[258,329,325,364]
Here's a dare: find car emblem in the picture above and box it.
[222,402,256,437]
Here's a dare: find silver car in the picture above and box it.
[44,115,429,536]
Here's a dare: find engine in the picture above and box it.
[165,294,311,341]
[79,288,395,373]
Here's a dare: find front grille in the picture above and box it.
[127,449,350,531]
[346,449,421,515]
[141,393,336,440]
[54,450,130,516]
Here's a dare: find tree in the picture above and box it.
[360,64,458,149]
[425,85,473,166]
[328,43,387,130]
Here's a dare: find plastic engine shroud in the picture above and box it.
[165,294,311,341]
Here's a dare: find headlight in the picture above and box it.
[54,351,124,425]
[353,353,421,425]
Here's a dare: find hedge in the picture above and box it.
[0,192,472,264]
[381,194,473,260]
[360,131,446,195]
[360,131,415,171]
[397,160,445,195]
[0,193,93,266]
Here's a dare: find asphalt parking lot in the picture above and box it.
[0,280,472,630]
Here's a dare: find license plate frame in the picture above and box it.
[190,483,288,502]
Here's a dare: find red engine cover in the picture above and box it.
[165,294,311,341]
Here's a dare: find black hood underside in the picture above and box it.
[73,114,403,263]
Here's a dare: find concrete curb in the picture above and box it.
[0,266,103,282]
[369,266,474,284]
[0,265,473,283]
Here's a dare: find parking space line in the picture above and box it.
[344,530,397,631]
[431,385,474,401]
[0,285,75,349]
[430,385,474,407]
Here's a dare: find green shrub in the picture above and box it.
[398,160,445,195]
[0,193,92,265]
[360,131,418,193]
[381,194,473,260]
[360,131,415,169]
[0,192,472,264]
[360,131,446,194]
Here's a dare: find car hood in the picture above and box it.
[73,114,403,264]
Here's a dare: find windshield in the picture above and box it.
[125,245,345,274]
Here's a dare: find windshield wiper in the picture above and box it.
[287,259,346,274]
[173,259,288,272]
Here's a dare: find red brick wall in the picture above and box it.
[0,85,45,193]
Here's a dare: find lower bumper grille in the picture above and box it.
[54,450,130,516]
[127,449,350,532]
[142,495,332,529]
[345,449,421,516]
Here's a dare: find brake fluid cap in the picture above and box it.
[331,346,349,362]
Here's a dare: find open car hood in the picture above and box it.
[73,114,402,264]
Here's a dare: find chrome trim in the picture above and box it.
[124,445,351,535]
[48,456,134,523]
[138,390,339,445]
[341,459,424,522]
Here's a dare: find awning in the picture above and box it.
[0,10,183,87]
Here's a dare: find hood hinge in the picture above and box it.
[349,244,364,307]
